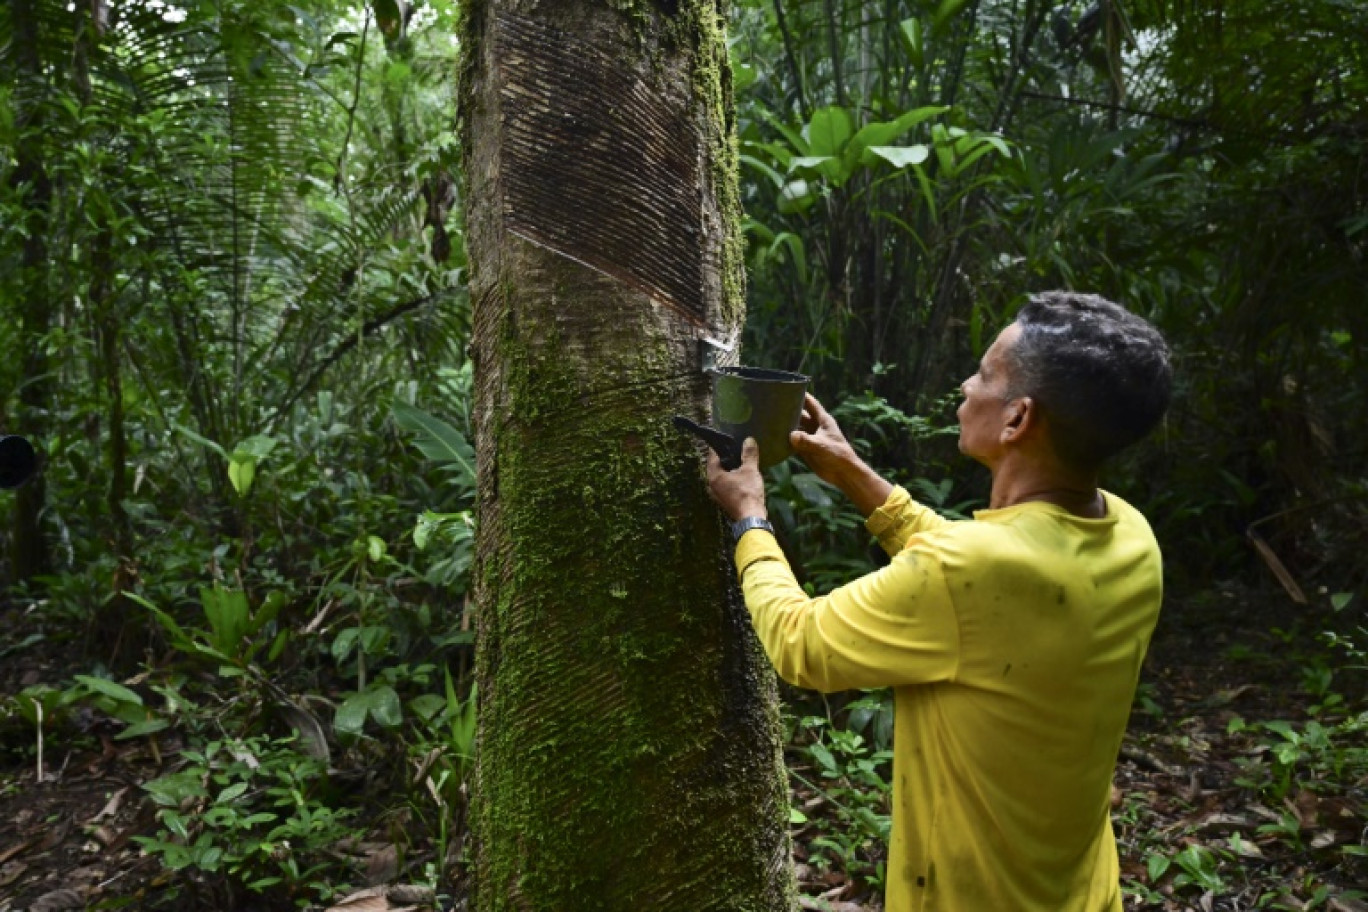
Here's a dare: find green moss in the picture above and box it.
[463,4,791,910]
[682,0,748,329]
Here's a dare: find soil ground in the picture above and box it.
[1,584,1364,911]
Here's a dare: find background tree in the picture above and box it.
[459,0,794,908]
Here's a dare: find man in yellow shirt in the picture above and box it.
[707,292,1172,911]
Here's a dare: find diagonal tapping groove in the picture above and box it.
[494,11,707,322]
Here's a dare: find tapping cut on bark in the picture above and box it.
[496,11,709,325]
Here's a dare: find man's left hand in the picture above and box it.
[706,437,768,522]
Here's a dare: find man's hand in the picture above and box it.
[789,393,894,518]
[707,437,767,522]
[789,393,863,487]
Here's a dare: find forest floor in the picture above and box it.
[0,583,1364,912]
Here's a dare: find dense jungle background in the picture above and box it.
[1,0,1365,909]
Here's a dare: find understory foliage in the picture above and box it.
[0,0,1365,908]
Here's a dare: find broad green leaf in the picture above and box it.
[369,685,402,728]
[409,692,447,722]
[227,455,256,496]
[899,17,924,66]
[789,807,808,824]
[116,717,170,740]
[770,232,807,284]
[762,111,809,155]
[76,674,143,706]
[367,535,386,563]
[414,512,436,550]
[869,145,931,169]
[332,627,362,664]
[218,781,249,802]
[740,153,786,189]
[806,106,854,158]
[256,591,288,631]
[910,163,938,222]
[931,123,956,175]
[789,155,835,174]
[335,692,370,735]
[932,0,973,30]
[200,587,250,654]
[391,400,475,483]
[1330,592,1353,611]
[233,435,278,460]
[846,105,948,169]
[126,592,193,648]
[173,423,227,459]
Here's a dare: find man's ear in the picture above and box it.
[999,396,1037,444]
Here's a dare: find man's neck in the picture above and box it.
[988,456,1104,518]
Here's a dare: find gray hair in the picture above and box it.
[1005,292,1172,469]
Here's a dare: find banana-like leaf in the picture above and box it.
[391,400,475,485]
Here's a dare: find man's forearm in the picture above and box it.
[834,459,894,518]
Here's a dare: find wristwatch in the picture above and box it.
[731,516,775,542]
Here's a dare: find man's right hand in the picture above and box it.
[789,393,894,518]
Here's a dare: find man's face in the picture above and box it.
[956,322,1022,466]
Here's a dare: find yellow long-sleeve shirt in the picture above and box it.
[736,485,1162,912]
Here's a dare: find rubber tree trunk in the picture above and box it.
[459,1,794,909]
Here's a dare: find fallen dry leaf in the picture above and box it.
[388,884,435,905]
[88,785,131,823]
[1310,830,1337,849]
[29,887,85,912]
[32,816,72,854]
[0,859,27,887]
[0,839,32,865]
[364,842,400,884]
[325,888,389,912]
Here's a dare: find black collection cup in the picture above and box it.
[674,366,809,470]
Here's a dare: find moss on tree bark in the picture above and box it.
[460,0,794,908]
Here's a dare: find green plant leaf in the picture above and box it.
[335,692,370,735]
[76,674,143,706]
[899,18,924,66]
[200,587,251,656]
[409,692,447,722]
[369,685,402,728]
[173,423,227,459]
[218,781,249,802]
[391,400,475,483]
[1330,592,1353,611]
[868,145,931,169]
[116,717,170,740]
[806,106,854,158]
[228,455,256,495]
[932,0,973,31]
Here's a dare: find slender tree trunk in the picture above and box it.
[460,2,794,909]
[8,0,54,583]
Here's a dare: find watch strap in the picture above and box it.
[731,516,775,542]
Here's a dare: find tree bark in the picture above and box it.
[460,1,794,909]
